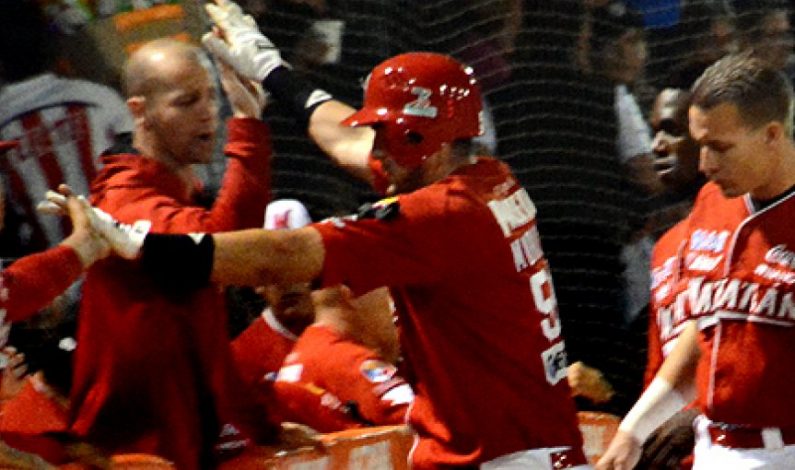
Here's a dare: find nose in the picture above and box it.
[698,147,718,176]
[652,132,669,157]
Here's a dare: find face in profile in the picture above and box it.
[689,102,778,199]
[650,88,701,192]
[371,125,426,196]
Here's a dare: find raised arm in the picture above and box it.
[203,0,374,183]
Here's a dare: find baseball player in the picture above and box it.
[271,286,412,432]
[78,5,589,467]
[635,86,705,470]
[231,199,315,390]
[67,39,277,469]
[598,53,795,469]
[644,86,703,386]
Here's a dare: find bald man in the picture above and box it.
[68,39,275,469]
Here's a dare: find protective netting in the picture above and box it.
[233,0,793,415]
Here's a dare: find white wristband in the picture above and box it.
[618,377,687,443]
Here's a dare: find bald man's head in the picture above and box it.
[123,39,205,98]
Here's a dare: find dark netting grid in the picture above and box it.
[226,0,789,415]
[5,0,787,422]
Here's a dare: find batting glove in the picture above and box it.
[203,0,285,83]
[39,191,151,260]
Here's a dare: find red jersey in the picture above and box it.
[0,73,132,251]
[0,245,82,325]
[314,157,584,468]
[70,118,275,469]
[681,182,795,427]
[272,324,412,431]
[231,308,297,389]
[0,378,70,464]
[645,221,689,386]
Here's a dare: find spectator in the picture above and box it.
[668,1,736,90]
[68,39,276,469]
[0,1,132,255]
[735,0,793,75]
[108,7,591,465]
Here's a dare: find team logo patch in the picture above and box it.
[356,197,400,221]
[360,359,397,383]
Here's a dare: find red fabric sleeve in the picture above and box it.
[102,118,271,233]
[1,245,82,322]
[319,345,410,426]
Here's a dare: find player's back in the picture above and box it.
[388,157,584,467]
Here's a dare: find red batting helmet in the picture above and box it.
[341,52,483,169]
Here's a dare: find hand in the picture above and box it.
[568,361,614,403]
[596,430,643,470]
[0,347,27,401]
[60,191,111,268]
[217,57,268,118]
[202,0,285,83]
[278,422,324,451]
[39,185,151,261]
[636,408,698,469]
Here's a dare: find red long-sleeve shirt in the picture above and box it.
[69,118,275,469]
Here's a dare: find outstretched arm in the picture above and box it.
[596,320,700,470]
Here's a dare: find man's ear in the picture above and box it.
[765,121,784,145]
[127,96,147,126]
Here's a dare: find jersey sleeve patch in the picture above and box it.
[360,359,397,383]
[356,197,400,221]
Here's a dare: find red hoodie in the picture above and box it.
[69,118,275,469]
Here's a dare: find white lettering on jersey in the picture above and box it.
[688,277,795,325]
[686,254,724,272]
[689,229,730,253]
[487,188,537,237]
[651,257,677,290]
[754,264,795,284]
[531,268,562,341]
[766,244,795,269]
[531,267,567,385]
[510,225,544,272]
[402,87,438,118]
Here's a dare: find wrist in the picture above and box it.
[262,66,333,125]
[619,377,688,443]
[62,233,105,268]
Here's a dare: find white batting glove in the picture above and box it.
[87,204,151,261]
[203,0,285,83]
[39,191,151,260]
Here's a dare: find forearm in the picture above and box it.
[1,245,83,322]
[620,321,699,443]
[262,68,373,182]
[136,227,325,290]
[211,118,272,230]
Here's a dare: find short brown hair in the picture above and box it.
[691,52,793,131]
